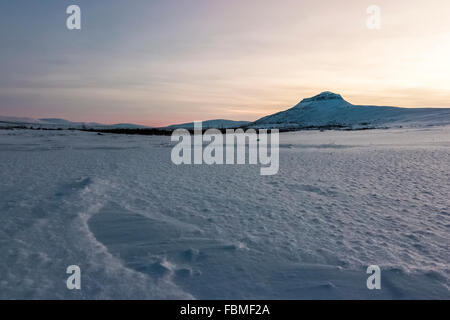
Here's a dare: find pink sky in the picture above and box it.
[1,0,450,127]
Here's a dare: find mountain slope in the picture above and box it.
[252,91,450,129]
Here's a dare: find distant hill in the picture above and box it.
[166,119,250,130]
[0,116,150,129]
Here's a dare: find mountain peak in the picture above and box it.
[300,91,344,104]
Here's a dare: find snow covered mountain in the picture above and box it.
[0,116,248,130]
[0,116,150,129]
[166,119,250,130]
[2,92,450,131]
[252,91,450,129]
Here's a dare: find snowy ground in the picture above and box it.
[0,127,449,299]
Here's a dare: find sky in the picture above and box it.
[1,0,450,126]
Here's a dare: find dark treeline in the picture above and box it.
[81,124,361,136]
[81,128,174,136]
[1,124,377,135]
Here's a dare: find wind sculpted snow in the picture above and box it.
[0,127,449,299]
